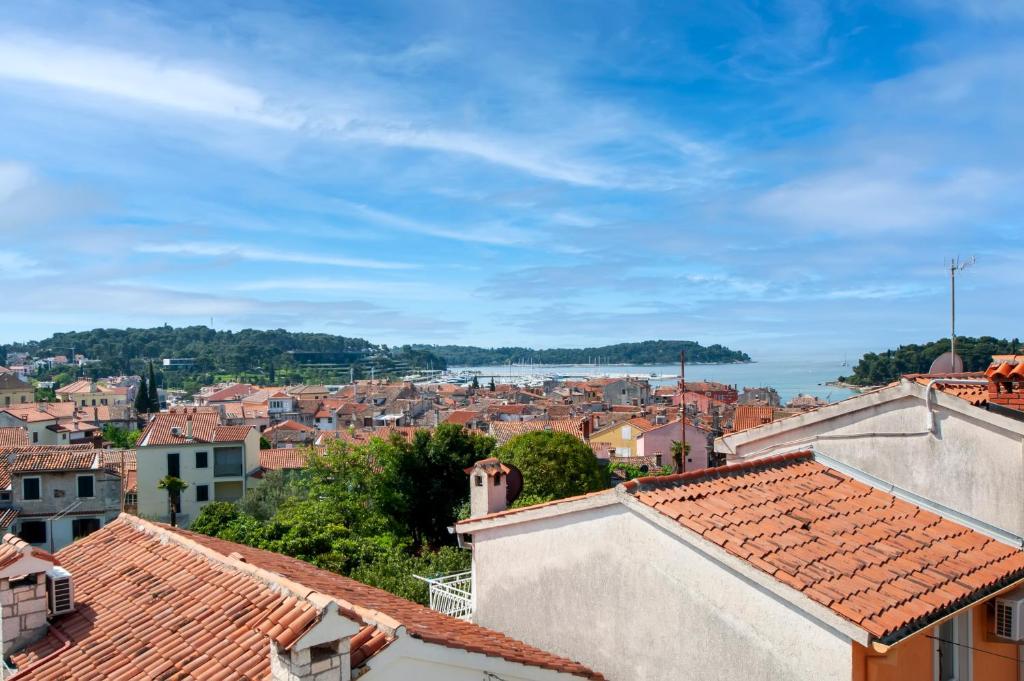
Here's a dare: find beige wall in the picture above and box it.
[137,429,258,527]
[471,504,853,681]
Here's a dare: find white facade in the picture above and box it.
[136,428,260,527]
[463,498,857,681]
[716,380,1024,537]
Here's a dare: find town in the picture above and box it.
[1,338,1023,680]
[1,1,1019,678]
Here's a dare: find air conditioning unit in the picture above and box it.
[46,566,74,615]
[994,588,1024,641]
[170,426,183,437]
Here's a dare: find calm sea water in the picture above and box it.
[452,358,855,404]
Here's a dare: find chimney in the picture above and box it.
[186,414,193,440]
[986,355,1024,411]
[581,415,592,441]
[0,538,64,656]
[466,458,509,518]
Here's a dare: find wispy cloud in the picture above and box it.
[134,241,416,270]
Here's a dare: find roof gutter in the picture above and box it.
[869,573,1024,654]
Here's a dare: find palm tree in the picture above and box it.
[157,476,189,527]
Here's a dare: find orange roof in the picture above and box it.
[444,410,483,426]
[490,418,585,445]
[258,448,310,471]
[0,533,57,571]
[54,379,95,395]
[138,410,252,446]
[733,405,774,432]
[264,419,314,433]
[986,356,1024,380]
[0,427,28,448]
[11,516,601,679]
[624,452,1024,642]
[11,450,97,472]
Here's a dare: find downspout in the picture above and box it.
[923,378,988,433]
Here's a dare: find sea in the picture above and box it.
[450,358,856,404]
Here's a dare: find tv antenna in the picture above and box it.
[948,256,975,366]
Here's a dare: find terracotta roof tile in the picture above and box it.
[625,452,1024,642]
[490,418,586,445]
[139,410,252,446]
[257,448,309,471]
[733,405,775,432]
[11,517,602,679]
[0,427,29,448]
[11,450,98,472]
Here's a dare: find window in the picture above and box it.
[19,520,46,544]
[621,426,633,440]
[196,485,209,502]
[195,451,208,468]
[72,518,101,539]
[124,492,138,507]
[494,473,503,486]
[167,452,180,478]
[32,431,38,443]
[474,475,483,487]
[76,475,94,498]
[22,477,41,501]
[935,613,971,681]
[213,447,243,477]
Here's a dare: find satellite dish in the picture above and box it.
[639,465,649,474]
[929,352,964,374]
[505,464,524,505]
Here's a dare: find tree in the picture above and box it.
[470,375,479,389]
[157,476,189,527]
[488,377,496,392]
[102,424,140,449]
[375,424,495,547]
[189,501,241,536]
[496,431,607,501]
[259,435,272,450]
[135,375,150,413]
[268,360,276,384]
[670,440,690,472]
[148,362,159,409]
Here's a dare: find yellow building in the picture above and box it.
[588,417,656,457]
[0,373,34,407]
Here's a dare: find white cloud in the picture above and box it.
[0,33,300,128]
[0,161,33,203]
[751,166,1006,232]
[134,241,416,270]
[331,199,534,246]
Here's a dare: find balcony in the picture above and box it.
[414,570,473,620]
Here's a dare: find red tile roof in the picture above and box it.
[624,452,1024,642]
[733,405,774,432]
[444,410,484,426]
[490,418,585,445]
[10,516,601,679]
[258,448,310,471]
[174,526,602,679]
[11,450,97,472]
[0,426,28,448]
[138,410,252,446]
[263,419,314,433]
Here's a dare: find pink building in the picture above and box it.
[636,419,709,471]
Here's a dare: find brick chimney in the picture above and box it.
[0,535,62,656]
[986,355,1024,411]
[465,458,510,518]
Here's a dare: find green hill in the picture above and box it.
[412,340,750,366]
[840,336,1020,386]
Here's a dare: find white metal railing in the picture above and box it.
[414,570,473,620]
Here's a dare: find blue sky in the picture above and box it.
[1,1,1021,360]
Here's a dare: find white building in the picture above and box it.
[136,409,260,528]
[715,365,1024,538]
[456,452,1024,681]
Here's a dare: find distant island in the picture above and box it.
[839,336,1019,386]
[1,327,749,389]
[412,340,751,366]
